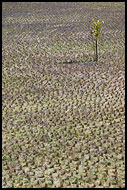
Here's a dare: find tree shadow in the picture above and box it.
[60,59,104,66]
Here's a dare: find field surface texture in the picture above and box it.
[2,2,125,188]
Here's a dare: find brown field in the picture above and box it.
[2,2,125,188]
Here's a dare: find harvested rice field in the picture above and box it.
[2,2,125,188]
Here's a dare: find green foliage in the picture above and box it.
[91,19,104,39]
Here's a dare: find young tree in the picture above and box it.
[91,19,104,62]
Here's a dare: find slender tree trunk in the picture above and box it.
[92,33,95,60]
[95,38,98,62]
